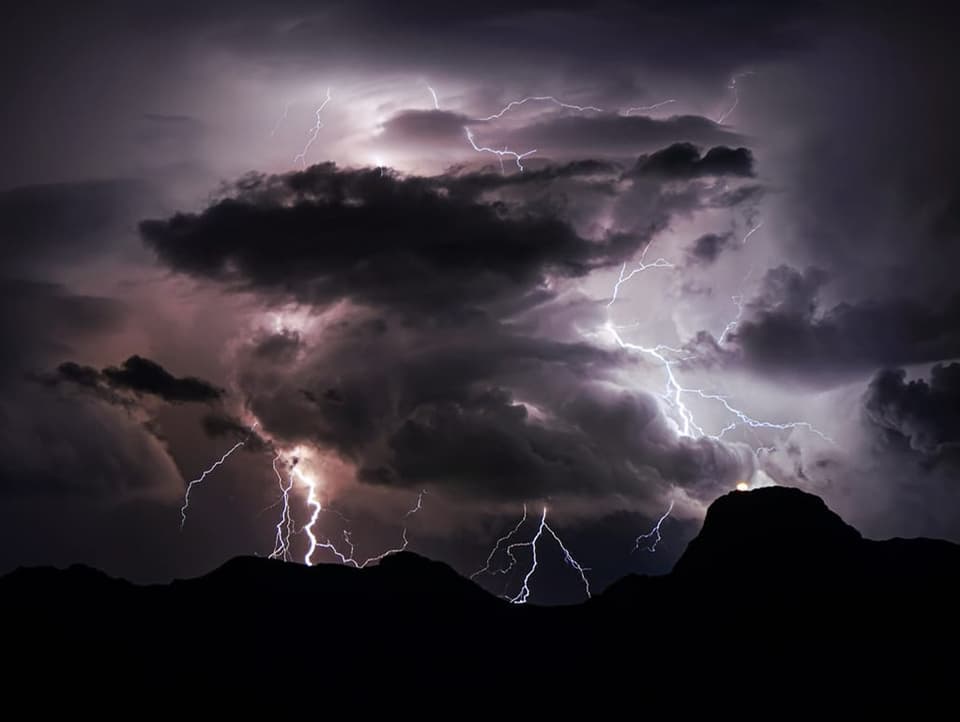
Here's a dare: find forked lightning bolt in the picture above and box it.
[477,96,604,121]
[464,127,537,171]
[280,459,426,568]
[464,93,675,172]
[469,505,529,581]
[471,505,591,604]
[633,501,674,553]
[607,245,675,308]
[268,452,296,561]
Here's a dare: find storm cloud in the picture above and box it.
[3,0,960,593]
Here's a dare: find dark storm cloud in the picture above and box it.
[630,143,754,179]
[240,315,624,459]
[362,383,751,501]
[230,306,753,503]
[686,232,735,265]
[102,356,223,403]
[140,163,650,317]
[719,267,960,385]
[201,412,270,452]
[137,153,763,502]
[49,355,223,404]
[863,365,960,459]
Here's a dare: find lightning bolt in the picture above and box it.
[463,93,673,172]
[633,500,674,553]
[477,96,604,121]
[464,127,537,171]
[623,99,677,115]
[180,423,259,530]
[179,442,245,529]
[426,85,440,110]
[268,452,296,561]
[741,219,763,244]
[719,265,754,344]
[285,461,426,568]
[716,71,754,124]
[606,321,832,443]
[606,245,675,308]
[293,87,332,168]
[469,505,529,580]
[471,505,591,604]
[269,101,292,137]
[296,465,323,566]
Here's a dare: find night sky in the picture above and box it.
[3,1,959,603]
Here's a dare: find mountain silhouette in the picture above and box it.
[4,487,958,692]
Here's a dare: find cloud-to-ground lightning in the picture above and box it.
[270,455,427,568]
[716,71,754,124]
[633,501,674,553]
[268,452,296,561]
[310,489,427,568]
[471,505,591,604]
[470,505,529,581]
[293,87,332,168]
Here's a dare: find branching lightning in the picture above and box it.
[469,505,529,581]
[293,87,332,168]
[607,245,675,308]
[463,93,675,172]
[471,505,591,604]
[268,452,296,561]
[478,96,604,122]
[271,456,426,569]
[464,127,537,171]
[633,500,674,553]
[180,74,826,601]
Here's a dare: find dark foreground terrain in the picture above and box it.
[3,487,958,695]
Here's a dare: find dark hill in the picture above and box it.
[4,487,958,691]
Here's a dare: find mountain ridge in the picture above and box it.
[4,487,959,689]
